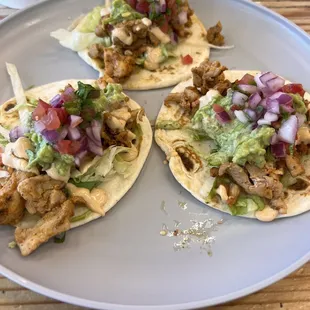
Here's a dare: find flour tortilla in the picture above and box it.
[1,80,152,229]
[77,14,210,90]
[155,70,310,220]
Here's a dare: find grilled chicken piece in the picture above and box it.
[15,200,74,256]
[17,175,67,215]
[206,21,225,46]
[0,171,34,225]
[219,163,273,199]
[104,48,135,83]
[285,155,305,177]
[191,60,231,95]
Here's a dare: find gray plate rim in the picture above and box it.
[0,0,310,309]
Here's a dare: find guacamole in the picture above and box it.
[191,91,275,168]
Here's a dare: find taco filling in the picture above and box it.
[0,63,152,255]
[51,0,226,90]
[155,59,310,221]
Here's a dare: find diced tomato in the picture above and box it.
[126,0,136,9]
[281,84,305,97]
[41,109,61,130]
[53,108,68,124]
[159,15,170,33]
[136,1,149,14]
[181,54,193,65]
[56,140,81,155]
[237,74,255,85]
[32,99,50,120]
[213,104,224,113]
[230,105,243,112]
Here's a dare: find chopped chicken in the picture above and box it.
[104,48,135,83]
[17,175,67,215]
[15,200,74,256]
[88,43,105,61]
[110,107,132,122]
[219,163,273,199]
[285,155,305,177]
[227,183,241,206]
[296,127,310,145]
[104,114,126,132]
[206,21,225,46]
[0,171,34,225]
[191,60,231,95]
[164,86,201,112]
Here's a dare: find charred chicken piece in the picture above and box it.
[103,48,135,83]
[15,199,74,256]
[0,171,34,225]
[285,155,305,177]
[164,86,201,112]
[206,21,225,46]
[191,60,231,95]
[17,175,67,216]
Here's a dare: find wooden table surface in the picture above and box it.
[0,1,310,309]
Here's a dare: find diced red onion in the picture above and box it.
[9,126,26,142]
[75,150,87,167]
[34,121,45,133]
[234,110,249,123]
[86,127,101,147]
[41,129,59,143]
[260,98,267,108]
[232,91,248,106]
[264,112,278,122]
[170,32,178,45]
[155,3,161,14]
[178,11,188,25]
[61,85,76,102]
[79,136,88,152]
[107,24,114,32]
[254,73,266,89]
[91,120,102,142]
[260,72,277,85]
[59,126,68,140]
[238,84,257,94]
[67,127,81,141]
[281,104,294,113]
[88,139,103,156]
[69,115,83,128]
[249,92,262,109]
[266,77,285,93]
[278,115,298,144]
[270,134,279,145]
[277,94,293,106]
[50,94,64,108]
[215,111,231,124]
[296,113,306,128]
[271,142,287,158]
[159,0,166,12]
[266,99,280,114]
[257,119,271,126]
[244,109,257,121]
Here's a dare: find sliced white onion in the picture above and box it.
[278,115,298,144]
[234,110,249,123]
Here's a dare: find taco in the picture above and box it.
[155,59,310,221]
[0,63,152,256]
[50,0,224,90]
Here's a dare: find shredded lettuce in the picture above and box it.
[6,63,33,130]
[72,146,133,183]
[230,195,265,216]
[50,29,107,52]
[70,210,92,223]
[76,6,103,33]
